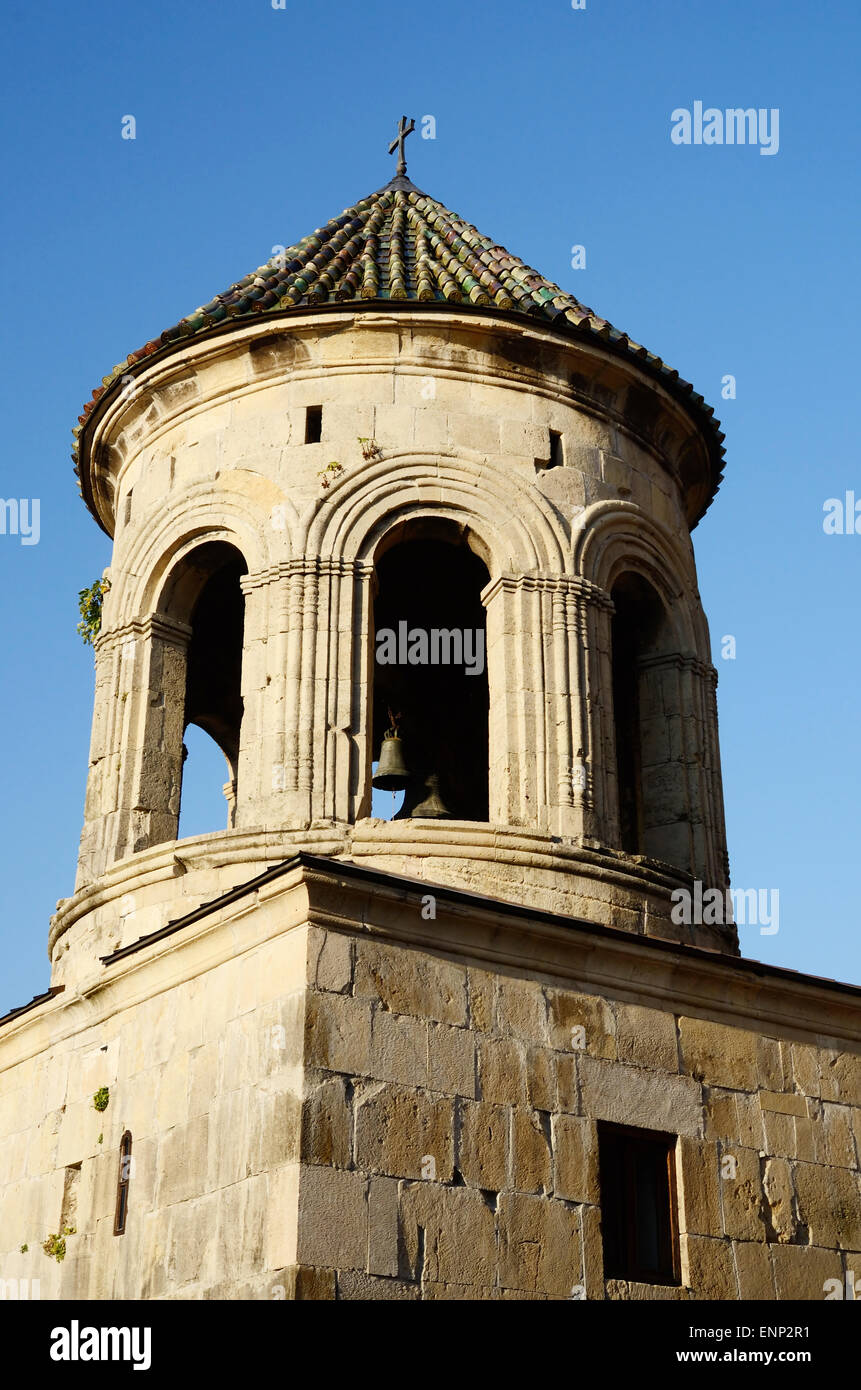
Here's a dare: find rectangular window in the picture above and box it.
[305,405,323,444]
[598,1122,680,1285]
[548,430,564,469]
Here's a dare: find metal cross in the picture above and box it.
[388,116,416,177]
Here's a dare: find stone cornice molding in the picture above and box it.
[95,613,192,655]
[483,572,613,610]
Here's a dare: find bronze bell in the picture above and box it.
[397,771,451,819]
[372,730,411,791]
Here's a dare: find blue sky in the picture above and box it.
[1,0,859,1014]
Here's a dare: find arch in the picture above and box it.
[301,450,570,576]
[572,500,706,660]
[111,480,287,627]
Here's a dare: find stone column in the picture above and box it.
[75,613,192,886]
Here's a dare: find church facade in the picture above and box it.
[1,141,858,1300]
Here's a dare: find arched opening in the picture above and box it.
[371,520,490,821]
[177,725,235,840]
[611,572,691,871]
[157,540,247,841]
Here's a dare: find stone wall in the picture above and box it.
[289,929,860,1300]
[2,862,857,1301]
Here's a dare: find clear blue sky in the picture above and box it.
[2,0,859,1015]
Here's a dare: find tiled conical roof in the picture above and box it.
[73,175,725,513]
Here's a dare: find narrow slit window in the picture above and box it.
[548,430,564,469]
[114,1131,133,1236]
[597,1122,680,1285]
[305,405,323,444]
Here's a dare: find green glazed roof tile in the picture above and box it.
[73,174,725,515]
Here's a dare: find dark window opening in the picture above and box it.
[598,1122,680,1285]
[305,405,323,444]
[371,521,490,822]
[610,573,670,859]
[179,544,246,834]
[114,1132,133,1236]
[124,489,133,526]
[548,430,564,469]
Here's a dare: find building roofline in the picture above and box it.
[98,850,861,1002]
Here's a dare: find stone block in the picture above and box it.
[308,928,352,994]
[771,1244,843,1300]
[613,1003,678,1072]
[556,1054,580,1114]
[355,1085,454,1181]
[762,1157,796,1243]
[685,1235,737,1299]
[578,1055,701,1136]
[400,1182,496,1288]
[477,1036,527,1105]
[510,1109,552,1194]
[300,1076,349,1168]
[423,1280,493,1300]
[458,1099,509,1191]
[354,942,467,1026]
[280,1264,337,1300]
[370,1009,429,1089]
[814,1103,857,1169]
[679,1017,759,1091]
[304,991,372,1076]
[720,1145,766,1242]
[552,1115,599,1205]
[704,1087,764,1149]
[759,1090,807,1117]
[756,1037,787,1092]
[762,1110,796,1159]
[497,977,549,1042]
[155,1114,209,1209]
[546,989,616,1059]
[428,1023,476,1099]
[295,1165,367,1272]
[498,1192,581,1296]
[337,1270,419,1300]
[678,1137,722,1237]
[733,1241,775,1300]
[467,969,496,1034]
[526,1046,557,1111]
[794,1162,861,1249]
[367,1176,399,1277]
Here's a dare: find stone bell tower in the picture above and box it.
[5,130,855,1305]
[56,129,732,991]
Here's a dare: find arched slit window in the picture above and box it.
[114,1131,133,1236]
[370,520,490,822]
[610,572,693,873]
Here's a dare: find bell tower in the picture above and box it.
[55,141,733,991]
[5,132,858,1309]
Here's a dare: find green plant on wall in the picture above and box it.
[93,1086,110,1112]
[77,578,110,646]
[42,1227,75,1263]
[357,436,383,461]
[318,461,344,490]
